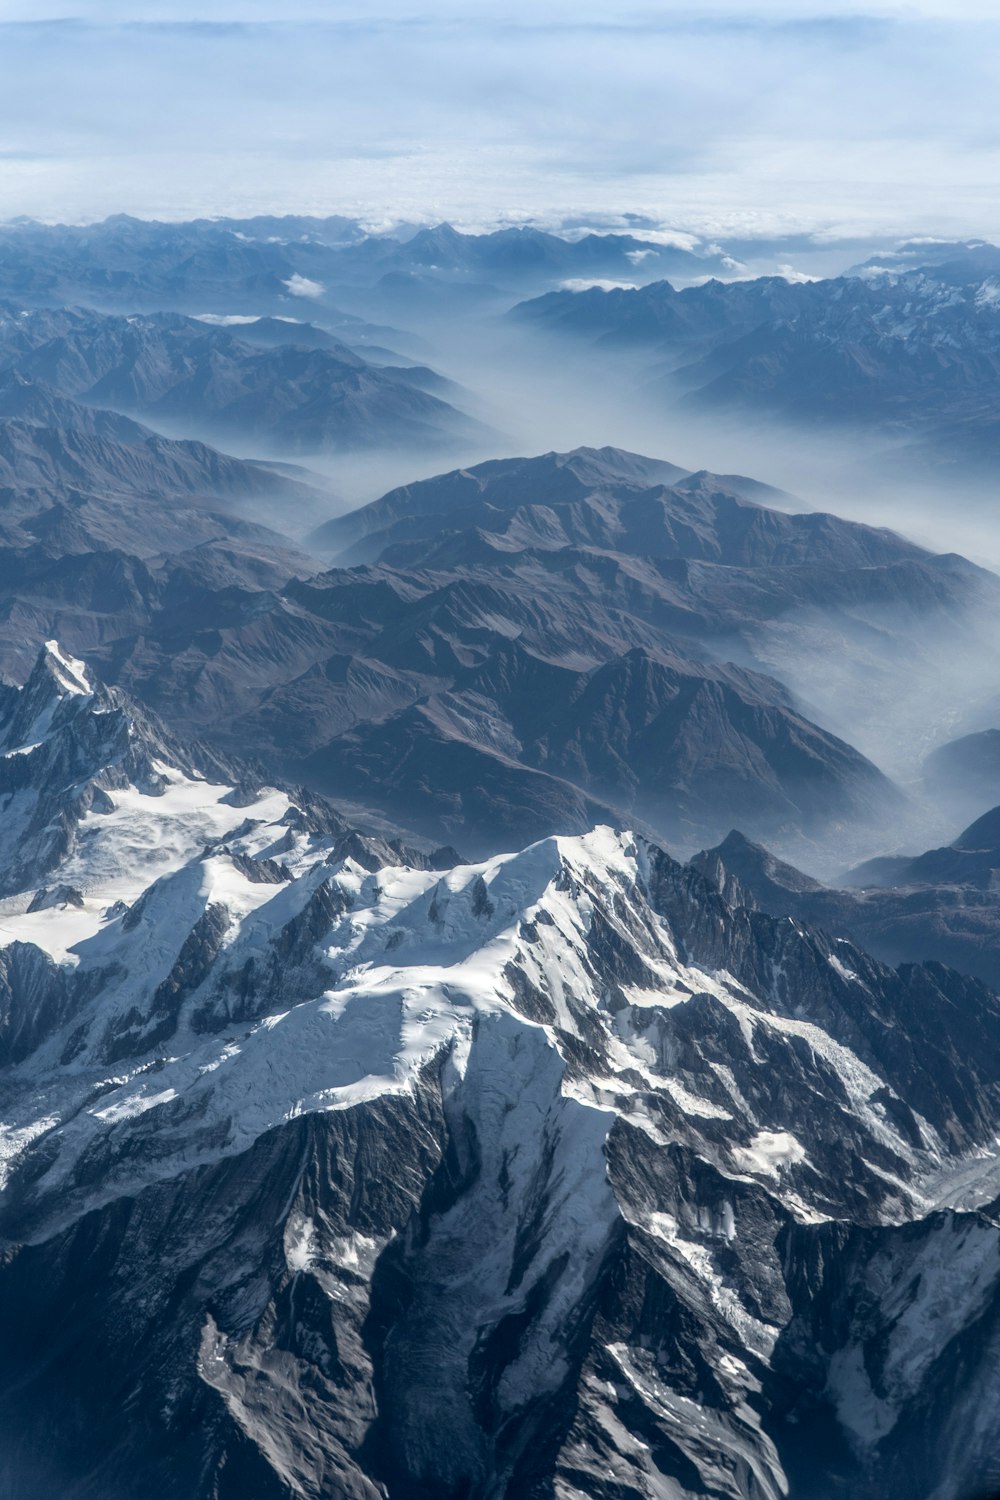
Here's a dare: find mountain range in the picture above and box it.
[3,443,984,866]
[0,304,487,456]
[8,220,1000,471]
[0,215,732,317]
[2,647,1000,1498]
[512,242,1000,468]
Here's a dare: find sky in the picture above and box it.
[0,2,997,239]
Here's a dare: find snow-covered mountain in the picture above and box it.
[2,648,1000,1498]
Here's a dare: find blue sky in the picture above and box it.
[0,3,995,237]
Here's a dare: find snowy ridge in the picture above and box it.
[3,818,989,1231]
[0,639,223,901]
[3,651,1000,1496]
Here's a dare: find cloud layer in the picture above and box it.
[0,5,995,237]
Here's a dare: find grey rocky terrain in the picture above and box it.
[3,444,970,865]
[0,304,488,456]
[692,817,1000,990]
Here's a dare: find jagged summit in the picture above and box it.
[692,826,829,908]
[0,641,245,900]
[0,640,93,751]
[36,639,90,696]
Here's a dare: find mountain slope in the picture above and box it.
[0,306,488,456]
[0,407,316,509]
[311,445,693,557]
[294,641,900,856]
[312,445,917,571]
[0,375,329,559]
[923,728,1000,823]
[693,822,1000,989]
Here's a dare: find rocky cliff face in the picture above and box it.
[693,825,1000,991]
[0,651,999,1499]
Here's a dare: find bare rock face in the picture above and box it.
[694,824,1000,991]
[1,653,1000,1498]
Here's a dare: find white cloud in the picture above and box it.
[776,263,821,283]
[193,312,263,324]
[283,274,324,298]
[559,278,639,292]
[0,8,997,240]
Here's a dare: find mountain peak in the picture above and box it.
[0,639,95,758]
[0,646,239,900]
[38,638,92,698]
[5,799,1000,1499]
[954,803,1000,851]
[697,827,828,895]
